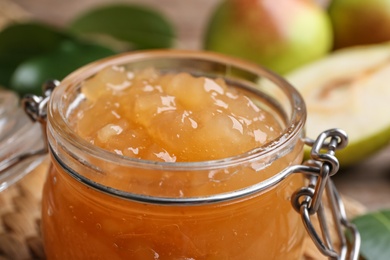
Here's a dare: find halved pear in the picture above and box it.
[286,43,390,167]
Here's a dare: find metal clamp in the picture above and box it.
[292,129,361,260]
[0,80,360,259]
[0,80,59,175]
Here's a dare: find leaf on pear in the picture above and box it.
[68,4,176,51]
[10,40,116,96]
[352,209,390,260]
[0,22,72,87]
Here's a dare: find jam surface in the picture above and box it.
[75,66,282,162]
[42,65,305,259]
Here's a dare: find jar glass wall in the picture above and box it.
[42,50,307,259]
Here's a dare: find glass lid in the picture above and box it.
[0,89,46,192]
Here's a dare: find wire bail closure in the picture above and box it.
[292,129,361,260]
[0,80,360,259]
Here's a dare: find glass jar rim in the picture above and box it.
[48,49,307,171]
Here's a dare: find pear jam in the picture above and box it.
[77,66,282,162]
[42,64,306,259]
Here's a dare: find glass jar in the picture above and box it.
[0,89,46,192]
[39,50,354,259]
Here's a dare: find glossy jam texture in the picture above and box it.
[75,66,282,162]
[42,65,305,259]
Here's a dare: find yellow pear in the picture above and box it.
[329,0,390,50]
[204,0,333,75]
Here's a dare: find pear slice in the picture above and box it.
[286,43,390,167]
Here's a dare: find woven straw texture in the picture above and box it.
[0,158,365,260]
[0,159,48,260]
[0,0,368,258]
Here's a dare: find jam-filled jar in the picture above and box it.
[36,50,359,259]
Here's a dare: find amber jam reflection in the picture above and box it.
[42,51,306,259]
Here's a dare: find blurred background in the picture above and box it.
[8,0,387,208]
[10,0,220,50]
[0,0,390,260]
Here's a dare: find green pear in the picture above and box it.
[286,43,390,167]
[329,0,390,50]
[204,0,333,75]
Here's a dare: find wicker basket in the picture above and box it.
[0,158,48,260]
[0,157,365,260]
[0,0,366,258]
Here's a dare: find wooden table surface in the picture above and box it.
[11,0,390,212]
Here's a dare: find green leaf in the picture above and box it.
[352,209,390,260]
[69,4,175,50]
[10,40,116,96]
[0,22,72,87]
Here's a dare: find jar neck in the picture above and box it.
[47,131,305,204]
